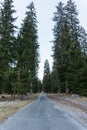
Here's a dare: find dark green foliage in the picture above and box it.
[52,0,87,96]
[37,80,43,92]
[0,1,40,96]
[43,60,51,93]
[0,0,17,94]
[0,0,87,96]
[16,2,39,95]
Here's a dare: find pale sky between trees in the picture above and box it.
[0,0,87,80]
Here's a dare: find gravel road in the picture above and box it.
[0,93,86,130]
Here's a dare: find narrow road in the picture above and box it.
[0,93,86,130]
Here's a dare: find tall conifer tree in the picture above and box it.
[17,2,39,94]
[52,0,83,94]
[43,60,51,93]
[0,0,17,93]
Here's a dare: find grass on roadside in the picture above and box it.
[0,94,38,123]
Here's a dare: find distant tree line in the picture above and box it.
[43,0,87,96]
[0,0,41,98]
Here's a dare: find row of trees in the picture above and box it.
[0,0,40,98]
[0,0,87,96]
[43,0,87,96]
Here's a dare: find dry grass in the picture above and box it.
[0,94,38,123]
[48,94,87,128]
[47,93,87,101]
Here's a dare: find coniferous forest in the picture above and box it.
[0,0,87,97]
[0,0,40,98]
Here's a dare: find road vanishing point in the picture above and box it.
[0,93,86,130]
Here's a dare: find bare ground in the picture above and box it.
[0,94,38,123]
[48,94,87,129]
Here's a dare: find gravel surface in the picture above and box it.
[48,94,87,129]
[0,93,86,130]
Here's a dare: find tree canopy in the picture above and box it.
[52,0,87,96]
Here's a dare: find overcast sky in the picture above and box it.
[1,0,87,80]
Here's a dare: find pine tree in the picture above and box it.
[79,26,87,58]
[52,0,83,94]
[17,2,39,95]
[43,59,51,93]
[64,0,82,93]
[52,2,68,93]
[78,26,87,96]
[0,0,17,94]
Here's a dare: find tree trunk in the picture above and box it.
[65,80,69,94]
[13,89,15,99]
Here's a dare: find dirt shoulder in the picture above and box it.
[0,94,38,123]
[48,94,87,128]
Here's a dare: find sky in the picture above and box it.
[0,0,87,80]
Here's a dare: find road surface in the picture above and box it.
[0,93,86,130]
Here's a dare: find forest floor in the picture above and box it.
[0,94,38,123]
[48,94,87,129]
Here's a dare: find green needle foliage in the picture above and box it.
[43,60,51,93]
[52,0,87,96]
[16,2,39,95]
[0,1,40,96]
[0,0,17,94]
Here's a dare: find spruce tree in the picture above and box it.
[0,0,17,94]
[17,2,39,94]
[52,0,83,94]
[43,59,51,93]
[52,2,68,92]
[64,0,82,93]
[78,26,87,96]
